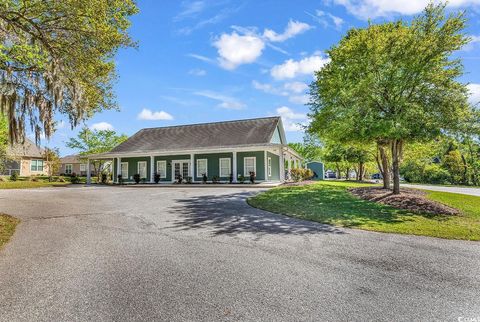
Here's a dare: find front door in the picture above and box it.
[173,161,190,181]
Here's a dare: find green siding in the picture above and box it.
[115,157,152,182]
[267,152,280,180]
[154,155,190,181]
[194,153,233,181]
[237,151,265,180]
[270,126,282,144]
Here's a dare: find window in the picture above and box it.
[31,159,44,172]
[156,160,166,178]
[65,164,73,175]
[121,162,128,179]
[268,157,272,177]
[80,164,86,172]
[197,159,207,177]
[138,161,147,179]
[244,157,256,176]
[219,158,231,177]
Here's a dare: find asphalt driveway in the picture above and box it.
[402,183,480,197]
[0,186,479,321]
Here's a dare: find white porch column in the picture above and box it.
[116,157,121,183]
[86,159,91,184]
[279,147,285,182]
[232,151,237,183]
[287,155,292,180]
[190,153,195,181]
[150,155,154,183]
[264,150,268,182]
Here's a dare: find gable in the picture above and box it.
[270,126,283,144]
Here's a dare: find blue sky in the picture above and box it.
[47,0,480,155]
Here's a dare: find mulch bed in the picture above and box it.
[348,187,460,215]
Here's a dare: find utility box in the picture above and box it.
[306,161,324,180]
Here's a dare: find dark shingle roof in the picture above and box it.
[6,138,44,158]
[110,116,281,153]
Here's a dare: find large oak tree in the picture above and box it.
[309,3,472,194]
[0,0,138,143]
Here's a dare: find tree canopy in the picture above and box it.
[308,3,473,193]
[0,0,138,143]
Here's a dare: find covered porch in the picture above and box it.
[86,145,303,184]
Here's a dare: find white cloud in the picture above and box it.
[137,109,174,121]
[332,0,479,20]
[90,122,114,131]
[194,91,246,110]
[271,54,330,80]
[187,53,215,64]
[174,1,206,21]
[289,95,310,105]
[310,10,345,30]
[463,35,480,51]
[252,80,288,96]
[284,81,308,93]
[213,20,312,70]
[188,68,207,76]
[276,106,307,131]
[263,20,312,42]
[468,83,480,106]
[213,32,265,70]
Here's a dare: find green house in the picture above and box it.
[87,116,303,184]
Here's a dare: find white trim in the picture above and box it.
[264,151,268,180]
[268,156,272,177]
[232,152,237,183]
[171,159,191,182]
[244,157,256,176]
[137,161,147,179]
[156,160,167,178]
[219,157,231,177]
[150,156,155,183]
[79,163,86,172]
[121,162,128,179]
[196,159,207,178]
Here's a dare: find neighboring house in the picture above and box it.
[59,154,112,176]
[306,161,324,181]
[2,138,48,176]
[59,155,88,176]
[88,116,303,183]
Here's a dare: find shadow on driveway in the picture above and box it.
[167,191,345,236]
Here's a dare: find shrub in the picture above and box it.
[239,174,245,183]
[117,174,123,184]
[176,175,183,184]
[186,176,192,184]
[202,173,207,184]
[57,176,66,182]
[10,171,18,181]
[133,173,140,184]
[154,173,161,184]
[29,176,39,182]
[141,177,146,184]
[0,176,6,182]
[290,168,314,182]
[229,173,233,184]
[101,173,108,184]
[424,164,450,184]
[70,173,80,184]
[249,171,255,184]
[212,175,220,184]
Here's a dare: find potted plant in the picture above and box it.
[186,176,193,184]
[202,173,207,184]
[239,174,245,184]
[229,173,233,184]
[212,175,220,184]
[117,174,123,185]
[249,171,256,184]
[177,174,183,184]
[101,173,108,184]
[133,173,140,184]
[154,173,161,183]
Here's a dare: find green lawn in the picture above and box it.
[0,180,70,189]
[248,181,480,241]
[0,214,19,249]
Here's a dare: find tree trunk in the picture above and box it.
[359,162,364,181]
[377,144,390,189]
[461,153,468,185]
[335,162,341,179]
[391,139,404,195]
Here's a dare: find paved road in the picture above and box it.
[402,183,480,197]
[0,186,479,321]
